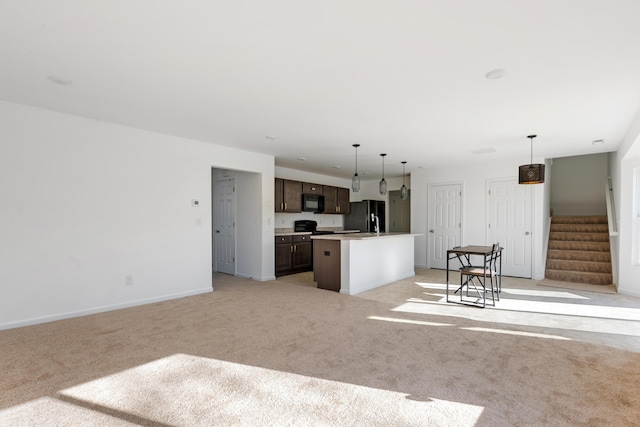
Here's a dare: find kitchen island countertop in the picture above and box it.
[311,232,420,240]
[312,232,420,295]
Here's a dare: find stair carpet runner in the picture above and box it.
[545,216,613,286]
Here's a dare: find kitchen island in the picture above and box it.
[311,233,419,295]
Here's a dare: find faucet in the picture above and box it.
[372,213,380,237]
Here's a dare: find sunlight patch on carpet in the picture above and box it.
[58,354,485,426]
[368,315,455,327]
[461,327,573,341]
[501,288,590,300]
[392,300,640,338]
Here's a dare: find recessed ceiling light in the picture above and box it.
[592,139,605,145]
[485,69,506,80]
[47,75,72,86]
[265,135,276,140]
[333,165,341,169]
[297,157,306,161]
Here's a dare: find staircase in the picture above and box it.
[545,216,613,285]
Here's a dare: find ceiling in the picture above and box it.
[2,1,640,179]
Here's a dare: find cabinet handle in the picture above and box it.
[284,203,287,210]
[294,244,297,252]
[290,245,293,253]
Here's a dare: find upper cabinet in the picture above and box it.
[275,178,349,214]
[302,182,323,195]
[323,186,350,215]
[337,187,350,215]
[275,178,302,212]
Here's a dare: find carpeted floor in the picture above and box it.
[1,269,639,426]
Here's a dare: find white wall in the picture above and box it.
[612,106,640,297]
[410,159,548,280]
[550,153,608,215]
[0,101,275,329]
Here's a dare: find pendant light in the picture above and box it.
[518,134,545,184]
[400,161,408,200]
[379,153,387,195]
[352,144,360,192]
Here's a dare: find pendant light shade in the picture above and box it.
[400,161,408,200]
[352,144,360,192]
[379,153,387,195]
[519,135,545,184]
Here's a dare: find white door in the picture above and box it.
[428,183,462,269]
[214,178,236,275]
[488,179,532,278]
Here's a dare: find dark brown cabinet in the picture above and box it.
[337,187,350,215]
[322,186,350,214]
[313,239,341,292]
[275,178,302,213]
[302,182,323,195]
[292,235,312,270]
[275,235,312,276]
[275,236,294,274]
[275,178,349,215]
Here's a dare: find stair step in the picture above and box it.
[548,240,610,252]
[545,269,613,285]
[547,249,611,262]
[546,259,612,274]
[550,223,609,233]
[548,232,610,242]
[551,216,607,224]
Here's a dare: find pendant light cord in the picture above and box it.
[528,134,537,166]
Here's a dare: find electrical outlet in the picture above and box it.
[125,275,134,286]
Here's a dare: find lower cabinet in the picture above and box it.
[275,235,313,277]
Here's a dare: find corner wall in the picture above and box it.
[0,101,275,329]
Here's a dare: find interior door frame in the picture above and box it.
[427,181,463,269]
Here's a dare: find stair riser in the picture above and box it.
[551,216,607,224]
[549,232,610,242]
[546,259,611,274]
[545,269,612,285]
[547,249,610,262]
[548,241,610,251]
[550,224,609,233]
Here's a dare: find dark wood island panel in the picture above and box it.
[313,239,341,292]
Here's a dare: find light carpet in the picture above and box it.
[1,269,639,426]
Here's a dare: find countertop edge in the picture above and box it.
[311,233,422,241]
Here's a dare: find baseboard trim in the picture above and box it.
[235,273,276,282]
[0,287,213,331]
[617,287,640,298]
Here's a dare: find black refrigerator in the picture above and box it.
[344,200,385,232]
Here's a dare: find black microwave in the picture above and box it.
[302,193,325,213]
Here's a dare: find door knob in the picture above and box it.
[429,229,435,233]
[215,230,220,233]
[525,231,530,235]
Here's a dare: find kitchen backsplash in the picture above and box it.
[275,212,345,229]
